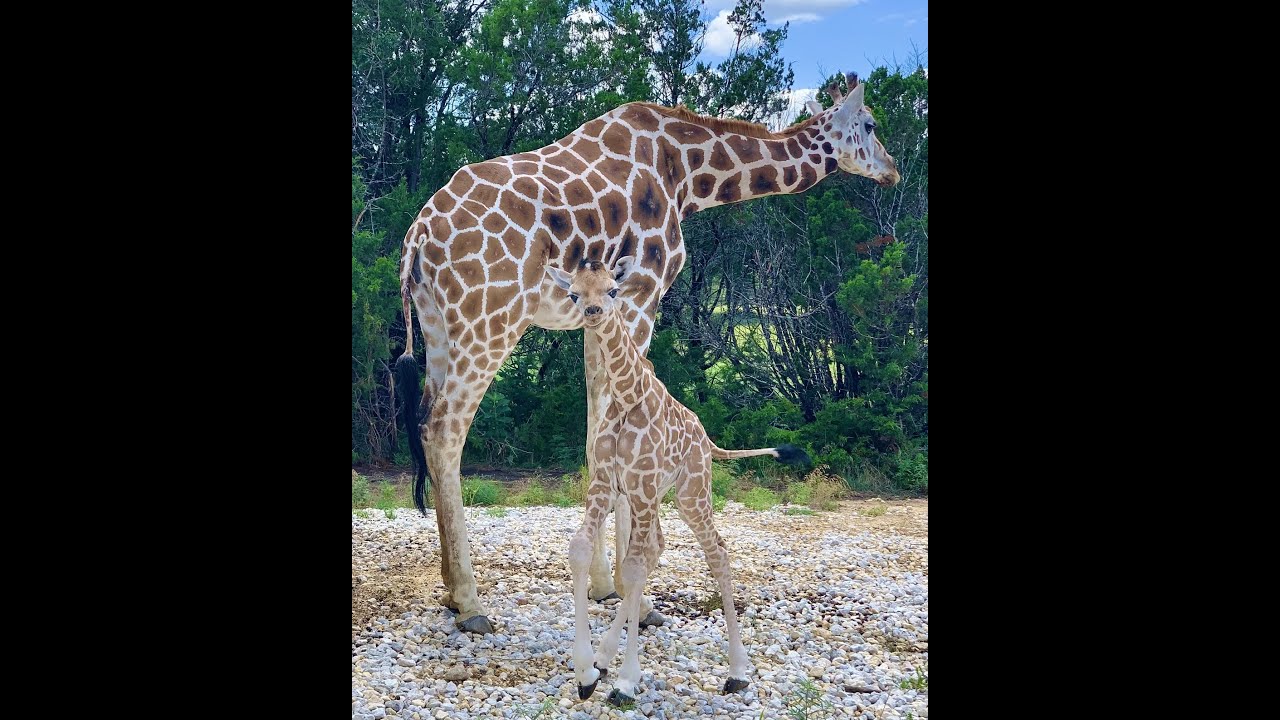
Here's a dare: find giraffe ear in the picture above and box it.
[805,100,822,116]
[613,256,637,283]
[545,265,573,291]
[846,81,865,108]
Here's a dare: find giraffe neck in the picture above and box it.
[671,109,840,217]
[588,312,654,409]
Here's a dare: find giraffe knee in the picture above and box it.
[620,556,647,587]
[569,533,594,569]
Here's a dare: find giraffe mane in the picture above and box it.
[633,102,820,140]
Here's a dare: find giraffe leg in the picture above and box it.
[610,492,664,626]
[424,321,528,634]
[411,284,458,611]
[571,471,614,699]
[583,332,618,601]
[678,474,752,692]
[607,521,655,705]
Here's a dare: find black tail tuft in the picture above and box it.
[395,353,430,515]
[774,444,810,466]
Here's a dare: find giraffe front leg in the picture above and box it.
[607,542,651,705]
[584,332,619,601]
[610,492,665,627]
[570,485,613,700]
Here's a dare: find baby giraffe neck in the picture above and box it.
[587,312,650,408]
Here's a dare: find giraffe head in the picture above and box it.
[545,257,637,329]
[827,72,900,187]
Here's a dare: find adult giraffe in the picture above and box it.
[395,73,899,633]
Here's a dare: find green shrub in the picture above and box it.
[741,487,779,511]
[352,471,370,508]
[711,462,735,499]
[462,477,503,506]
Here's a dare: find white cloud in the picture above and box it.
[704,0,868,25]
[704,9,762,57]
[878,8,928,27]
[762,87,820,132]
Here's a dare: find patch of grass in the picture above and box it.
[353,509,371,519]
[485,507,509,518]
[698,592,723,614]
[507,480,548,506]
[802,467,844,511]
[741,487,779,511]
[663,487,677,505]
[845,461,894,494]
[377,481,397,506]
[861,504,887,517]
[711,461,735,499]
[461,477,503,506]
[352,471,370,508]
[515,697,555,719]
[783,678,834,720]
[783,507,815,516]
[383,507,396,520]
[786,482,813,506]
[900,666,927,691]
[712,494,727,512]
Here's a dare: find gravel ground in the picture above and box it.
[352,499,927,719]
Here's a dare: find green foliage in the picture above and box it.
[782,507,814,516]
[354,509,371,519]
[461,478,503,506]
[786,482,812,505]
[783,678,834,720]
[508,481,548,507]
[711,462,735,499]
[515,697,556,720]
[486,507,509,518]
[352,471,371,508]
[712,494,727,512]
[861,504,887,517]
[900,666,928,690]
[741,487,778,511]
[384,508,397,520]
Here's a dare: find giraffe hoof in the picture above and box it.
[578,679,599,700]
[606,689,635,707]
[723,678,750,694]
[596,592,622,603]
[639,610,666,628]
[455,615,495,635]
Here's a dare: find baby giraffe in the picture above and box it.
[548,258,809,706]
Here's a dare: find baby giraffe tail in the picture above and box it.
[710,442,810,465]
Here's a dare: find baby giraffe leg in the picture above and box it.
[679,491,752,693]
[607,548,650,706]
[570,485,614,699]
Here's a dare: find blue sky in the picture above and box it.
[698,0,928,92]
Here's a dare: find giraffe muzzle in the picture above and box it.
[584,305,603,316]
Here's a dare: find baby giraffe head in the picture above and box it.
[545,256,637,329]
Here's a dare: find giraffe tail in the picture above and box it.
[710,442,810,466]
[397,248,430,515]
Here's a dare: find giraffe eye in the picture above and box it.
[608,288,618,298]
[864,121,876,134]
[569,293,579,303]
